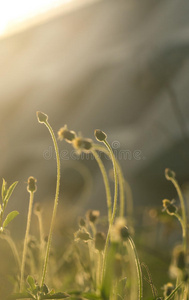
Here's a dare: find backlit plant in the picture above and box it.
[1,112,188,300]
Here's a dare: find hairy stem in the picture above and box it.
[91,149,112,225]
[20,191,34,291]
[128,236,143,300]
[40,120,61,287]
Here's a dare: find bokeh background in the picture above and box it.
[0,0,189,297]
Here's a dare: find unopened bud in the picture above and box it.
[162,199,177,215]
[94,129,107,142]
[87,210,100,223]
[57,125,76,143]
[36,111,48,123]
[27,177,37,193]
[165,168,176,181]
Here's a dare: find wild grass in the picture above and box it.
[0,112,188,300]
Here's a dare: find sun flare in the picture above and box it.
[0,0,73,36]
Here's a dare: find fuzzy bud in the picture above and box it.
[165,168,176,181]
[27,177,37,193]
[94,129,107,142]
[73,137,93,153]
[162,199,178,215]
[36,111,48,123]
[87,210,100,223]
[57,125,76,143]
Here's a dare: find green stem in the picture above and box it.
[96,251,103,290]
[93,144,126,219]
[170,178,187,253]
[91,149,112,225]
[98,140,118,282]
[174,213,185,239]
[128,236,143,300]
[20,191,34,291]
[40,120,61,287]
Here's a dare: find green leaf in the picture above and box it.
[4,181,18,205]
[27,275,37,291]
[41,292,70,299]
[3,211,19,228]
[41,284,49,294]
[6,292,34,299]
[1,178,7,202]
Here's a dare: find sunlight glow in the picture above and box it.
[0,0,73,36]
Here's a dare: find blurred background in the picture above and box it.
[0,0,189,296]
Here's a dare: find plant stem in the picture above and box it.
[93,144,126,219]
[128,236,143,300]
[170,178,187,253]
[20,191,34,291]
[40,120,61,287]
[96,251,103,290]
[97,140,118,282]
[91,149,112,225]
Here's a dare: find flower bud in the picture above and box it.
[94,129,107,142]
[27,177,37,193]
[162,199,177,215]
[94,232,106,251]
[36,111,48,123]
[57,125,76,143]
[87,210,100,223]
[120,226,130,241]
[165,168,176,181]
[73,137,93,153]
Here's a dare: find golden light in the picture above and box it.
[0,0,76,36]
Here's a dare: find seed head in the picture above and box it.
[36,111,48,123]
[57,125,76,143]
[94,129,107,142]
[162,199,178,215]
[111,218,129,242]
[87,210,100,223]
[72,137,93,153]
[27,176,37,193]
[165,168,176,181]
[94,232,106,251]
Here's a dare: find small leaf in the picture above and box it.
[3,211,19,228]
[4,181,18,205]
[41,292,70,299]
[1,178,7,202]
[41,283,49,294]
[27,275,37,291]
